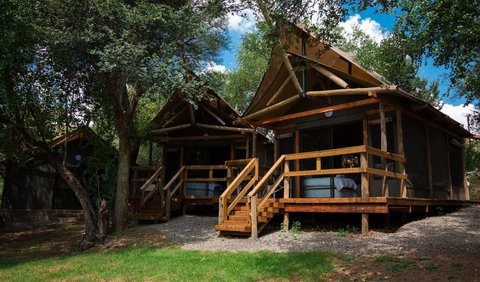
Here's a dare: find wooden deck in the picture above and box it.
[279,197,470,214]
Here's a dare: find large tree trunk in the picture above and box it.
[51,159,99,248]
[113,133,131,232]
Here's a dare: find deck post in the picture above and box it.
[396,110,407,197]
[283,160,290,231]
[165,185,171,220]
[361,213,369,235]
[182,169,187,215]
[251,196,258,239]
[252,126,257,158]
[360,152,370,197]
[273,132,278,162]
[295,129,300,197]
[379,102,388,196]
[425,125,433,198]
[246,136,250,158]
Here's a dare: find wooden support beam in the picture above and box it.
[252,126,257,158]
[152,123,191,134]
[306,86,398,97]
[379,101,388,196]
[251,196,258,239]
[196,123,253,133]
[188,104,195,125]
[295,129,301,198]
[362,214,369,235]
[152,134,245,142]
[243,95,301,121]
[266,76,291,106]
[396,110,407,198]
[283,159,290,230]
[446,135,453,199]
[425,125,433,198]
[258,98,378,125]
[307,62,349,89]
[246,136,250,158]
[273,132,279,162]
[162,108,186,128]
[360,153,370,197]
[200,104,226,125]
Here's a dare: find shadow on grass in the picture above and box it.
[0,247,334,281]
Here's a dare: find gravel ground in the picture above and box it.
[153,205,480,256]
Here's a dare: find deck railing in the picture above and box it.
[218,158,259,224]
[245,145,407,237]
[139,166,165,206]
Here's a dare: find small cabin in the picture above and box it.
[215,26,473,237]
[1,127,112,225]
[131,90,272,221]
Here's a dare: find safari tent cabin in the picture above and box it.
[1,127,111,225]
[131,90,272,222]
[215,26,473,237]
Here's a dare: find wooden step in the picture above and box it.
[215,223,251,232]
[233,205,248,211]
[229,215,249,221]
[232,210,248,216]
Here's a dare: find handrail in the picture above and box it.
[218,158,258,224]
[140,166,165,206]
[162,166,186,220]
[163,166,186,195]
[248,155,286,198]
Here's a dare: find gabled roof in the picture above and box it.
[242,25,472,138]
[50,126,105,148]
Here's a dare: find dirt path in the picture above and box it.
[154,206,480,256]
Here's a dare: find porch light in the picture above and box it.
[324,111,333,118]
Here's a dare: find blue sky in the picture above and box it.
[217,7,475,129]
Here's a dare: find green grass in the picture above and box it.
[374,255,411,273]
[0,247,334,281]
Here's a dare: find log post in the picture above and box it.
[295,129,300,197]
[361,213,369,235]
[165,184,171,220]
[396,110,407,197]
[273,132,279,162]
[252,126,257,158]
[283,160,290,231]
[379,102,388,196]
[251,196,258,239]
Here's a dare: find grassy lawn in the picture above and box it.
[0,247,333,281]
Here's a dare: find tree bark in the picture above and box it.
[51,159,99,248]
[113,132,131,232]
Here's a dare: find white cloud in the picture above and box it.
[440,103,476,130]
[339,14,388,43]
[205,61,227,73]
[228,9,256,33]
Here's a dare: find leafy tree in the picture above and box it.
[223,23,272,112]
[0,0,99,247]
[36,0,229,231]
[337,26,443,107]
[392,0,480,106]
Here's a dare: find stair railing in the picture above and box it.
[218,158,258,225]
[140,166,165,206]
[247,155,286,237]
[162,166,186,220]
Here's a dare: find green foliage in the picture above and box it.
[465,140,480,201]
[425,263,440,272]
[337,27,443,107]
[223,23,272,112]
[393,0,480,106]
[82,141,118,208]
[0,247,334,281]
[337,225,359,237]
[290,221,302,235]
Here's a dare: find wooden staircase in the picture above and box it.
[215,199,284,235]
[215,157,287,237]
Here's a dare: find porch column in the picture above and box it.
[379,102,388,196]
[396,110,407,197]
[295,129,300,197]
[283,160,290,231]
[252,126,257,158]
[273,131,278,162]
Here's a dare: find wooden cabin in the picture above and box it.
[215,27,473,237]
[131,90,272,222]
[1,127,113,225]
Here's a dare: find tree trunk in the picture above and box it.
[113,134,131,232]
[50,159,99,249]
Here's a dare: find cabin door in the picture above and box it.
[165,147,181,180]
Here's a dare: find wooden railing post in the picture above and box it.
[283,160,290,231]
[251,195,258,239]
[360,152,370,197]
[182,168,187,215]
[165,184,171,220]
